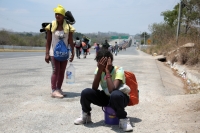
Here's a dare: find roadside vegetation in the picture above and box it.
[0,28,129,48]
[0,30,85,47]
[0,30,46,47]
[142,0,200,67]
[139,0,200,94]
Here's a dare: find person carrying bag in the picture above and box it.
[45,4,75,98]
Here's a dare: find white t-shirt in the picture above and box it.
[49,30,70,56]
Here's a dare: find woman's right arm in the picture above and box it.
[92,57,107,90]
[45,30,52,63]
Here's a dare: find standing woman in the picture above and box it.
[45,5,75,98]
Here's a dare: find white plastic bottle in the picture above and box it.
[66,63,75,84]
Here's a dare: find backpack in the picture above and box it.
[124,71,139,106]
[39,10,75,39]
[103,42,110,49]
[116,67,139,106]
[54,39,70,61]
[75,40,81,47]
[82,42,88,49]
[87,44,91,49]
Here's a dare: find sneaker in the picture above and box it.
[51,90,64,98]
[119,118,133,132]
[74,112,91,125]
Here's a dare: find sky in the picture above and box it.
[0,0,180,35]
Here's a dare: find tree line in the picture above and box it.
[146,0,200,66]
[0,29,129,47]
[149,0,200,45]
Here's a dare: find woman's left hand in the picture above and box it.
[69,54,74,62]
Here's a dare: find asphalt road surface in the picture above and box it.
[0,46,199,133]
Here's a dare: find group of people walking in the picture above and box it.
[44,4,133,132]
[109,42,119,56]
[74,36,91,59]
[94,40,121,56]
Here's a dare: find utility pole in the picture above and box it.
[144,32,145,45]
[176,0,182,45]
[140,31,141,45]
[118,36,120,45]
[198,19,200,36]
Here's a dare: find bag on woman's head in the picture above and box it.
[54,39,70,61]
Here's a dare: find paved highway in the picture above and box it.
[0,52,45,59]
[0,45,139,59]
[0,45,199,133]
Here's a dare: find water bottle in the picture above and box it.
[66,63,75,84]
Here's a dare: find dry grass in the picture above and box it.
[145,37,200,67]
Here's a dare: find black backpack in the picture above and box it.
[40,11,75,39]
